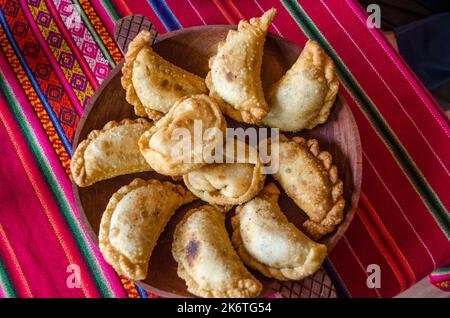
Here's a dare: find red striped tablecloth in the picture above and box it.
[0,0,448,298]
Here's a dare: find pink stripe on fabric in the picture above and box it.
[430,272,450,281]
[165,0,202,27]
[224,0,244,20]
[0,57,127,297]
[187,0,207,25]
[43,0,99,90]
[339,0,450,143]
[181,0,229,25]
[0,128,78,297]
[345,0,450,132]
[52,0,112,84]
[0,224,33,297]
[260,0,308,46]
[328,231,379,297]
[358,193,416,290]
[326,258,352,297]
[319,0,449,177]
[301,0,450,210]
[210,0,237,24]
[0,54,76,212]
[90,0,116,38]
[117,0,168,33]
[19,0,84,116]
[340,212,406,297]
[109,0,132,16]
[0,99,99,297]
[341,85,450,254]
[362,150,436,267]
[0,171,81,298]
[343,236,381,297]
[223,0,282,36]
[251,0,283,36]
[346,0,449,122]
[341,214,405,297]
[360,176,446,276]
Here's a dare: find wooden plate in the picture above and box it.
[72,25,362,298]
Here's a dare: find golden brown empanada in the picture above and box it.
[273,136,345,240]
[183,141,265,205]
[71,119,153,187]
[206,9,276,124]
[172,205,262,298]
[232,183,327,281]
[262,40,339,132]
[138,94,227,177]
[99,178,194,280]
[121,31,207,120]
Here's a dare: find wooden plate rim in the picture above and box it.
[71,25,362,298]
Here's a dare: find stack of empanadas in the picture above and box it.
[70,8,347,299]
[206,8,338,130]
[138,94,227,176]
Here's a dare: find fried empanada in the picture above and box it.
[262,40,339,132]
[121,31,207,120]
[232,183,327,280]
[206,9,276,124]
[138,94,227,176]
[71,119,153,187]
[99,178,194,280]
[273,136,345,240]
[183,141,265,205]
[172,205,262,298]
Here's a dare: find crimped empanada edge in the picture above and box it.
[183,157,266,206]
[263,40,339,132]
[277,135,345,240]
[231,183,327,281]
[99,178,195,280]
[121,31,165,121]
[172,205,262,298]
[138,94,227,177]
[138,127,193,177]
[205,9,277,124]
[70,118,153,187]
[304,40,339,130]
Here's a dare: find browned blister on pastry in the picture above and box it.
[71,118,153,187]
[262,40,339,132]
[99,178,194,280]
[183,140,265,205]
[232,183,327,280]
[273,136,345,240]
[121,31,207,120]
[206,9,276,124]
[172,205,262,298]
[138,94,227,177]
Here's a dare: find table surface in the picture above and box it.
[398,278,449,298]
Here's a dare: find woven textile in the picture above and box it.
[0,0,448,298]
